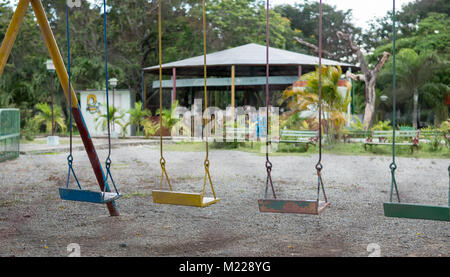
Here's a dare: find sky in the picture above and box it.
[270,0,415,30]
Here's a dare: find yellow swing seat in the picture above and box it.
[152,190,220,207]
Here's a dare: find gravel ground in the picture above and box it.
[0,144,449,257]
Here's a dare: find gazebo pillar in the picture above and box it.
[172,67,177,105]
[231,65,235,117]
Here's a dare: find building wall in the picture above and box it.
[78,90,133,137]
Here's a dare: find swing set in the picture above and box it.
[151,0,220,208]
[258,0,330,215]
[383,0,450,222]
[58,0,122,206]
[0,0,122,216]
[0,0,447,221]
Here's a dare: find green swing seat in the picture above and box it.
[384,202,450,222]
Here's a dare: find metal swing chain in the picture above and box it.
[158,0,173,191]
[389,0,401,203]
[264,0,277,200]
[65,4,81,190]
[202,0,217,199]
[103,0,112,170]
[101,0,119,196]
[66,3,73,170]
[315,0,328,203]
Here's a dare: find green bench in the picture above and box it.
[279,130,318,150]
[364,130,420,153]
[343,129,371,143]
[224,126,256,141]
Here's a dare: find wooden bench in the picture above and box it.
[364,130,420,153]
[278,130,318,150]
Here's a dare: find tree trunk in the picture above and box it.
[413,88,419,129]
[337,32,390,130]
[363,85,377,128]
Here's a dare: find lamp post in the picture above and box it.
[45,59,58,145]
[380,95,388,121]
[108,78,118,135]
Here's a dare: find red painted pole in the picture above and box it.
[31,0,119,216]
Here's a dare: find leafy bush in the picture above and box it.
[372,120,392,131]
[32,103,67,134]
[350,117,366,131]
[22,119,38,141]
[127,102,151,136]
[141,118,160,139]
[156,101,180,130]
[440,119,450,133]
[277,143,308,153]
[95,106,125,132]
[420,126,443,151]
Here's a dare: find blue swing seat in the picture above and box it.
[59,188,122,204]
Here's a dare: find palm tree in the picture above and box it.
[282,65,351,140]
[33,103,67,134]
[380,48,441,129]
[127,101,152,136]
[95,106,125,133]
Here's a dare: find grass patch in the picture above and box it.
[36,152,62,155]
[164,140,450,159]
[165,142,207,152]
[122,191,152,199]
[20,138,82,145]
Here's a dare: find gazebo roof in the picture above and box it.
[143,43,357,77]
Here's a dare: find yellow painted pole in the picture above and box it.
[0,0,30,78]
[30,0,78,108]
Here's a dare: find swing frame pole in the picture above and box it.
[0,0,119,216]
[32,0,119,216]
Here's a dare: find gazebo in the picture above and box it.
[143,43,357,111]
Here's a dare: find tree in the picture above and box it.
[281,66,351,140]
[207,0,290,50]
[363,0,450,51]
[337,32,391,130]
[378,48,442,129]
[371,13,450,61]
[275,1,362,62]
